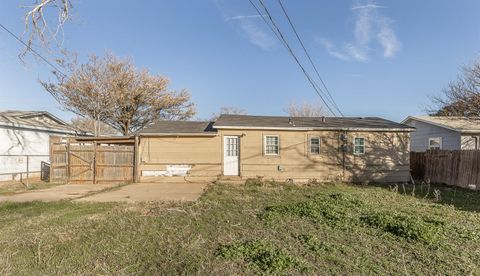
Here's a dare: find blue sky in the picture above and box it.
[0,0,479,122]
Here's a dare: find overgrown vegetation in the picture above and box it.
[217,240,308,273]
[260,192,363,226]
[0,182,479,275]
[361,212,444,244]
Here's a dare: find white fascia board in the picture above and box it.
[0,121,79,135]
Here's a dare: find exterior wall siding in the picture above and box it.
[404,120,461,151]
[138,136,222,182]
[139,129,411,183]
[0,127,51,181]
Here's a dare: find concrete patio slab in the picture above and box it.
[0,184,117,202]
[75,182,208,202]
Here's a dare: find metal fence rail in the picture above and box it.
[0,154,50,184]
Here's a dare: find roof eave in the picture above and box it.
[138,133,218,137]
[403,116,462,133]
[459,130,480,134]
[0,121,82,135]
[213,126,415,132]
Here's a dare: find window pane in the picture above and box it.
[354,138,365,154]
[429,137,441,150]
[226,138,238,156]
[265,136,279,154]
[310,137,320,154]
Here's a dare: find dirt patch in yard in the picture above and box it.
[75,182,209,203]
[0,183,119,202]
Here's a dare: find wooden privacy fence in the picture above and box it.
[50,137,135,184]
[410,150,480,189]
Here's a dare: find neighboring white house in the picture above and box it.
[402,116,480,152]
[0,110,84,181]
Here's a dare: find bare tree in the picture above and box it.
[41,54,111,136]
[71,117,118,136]
[429,59,480,117]
[284,101,326,117]
[41,52,195,136]
[211,106,247,120]
[22,0,72,57]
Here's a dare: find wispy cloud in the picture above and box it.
[377,17,401,57]
[345,43,369,62]
[237,18,275,50]
[226,14,265,21]
[316,38,350,61]
[351,4,385,10]
[226,14,275,50]
[318,1,401,62]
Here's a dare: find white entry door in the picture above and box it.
[223,136,239,176]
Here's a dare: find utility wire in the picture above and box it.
[0,22,67,77]
[250,0,337,116]
[277,0,343,116]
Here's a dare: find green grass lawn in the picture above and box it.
[0,181,479,275]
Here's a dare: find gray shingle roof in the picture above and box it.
[0,110,81,134]
[214,114,414,131]
[140,121,216,135]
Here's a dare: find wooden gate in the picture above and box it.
[50,137,135,184]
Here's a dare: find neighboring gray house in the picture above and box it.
[402,116,480,152]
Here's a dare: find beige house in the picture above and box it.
[137,115,414,183]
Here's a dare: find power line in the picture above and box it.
[249,0,338,116]
[0,22,66,77]
[277,0,343,116]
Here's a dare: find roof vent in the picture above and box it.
[321,116,326,123]
[288,118,296,127]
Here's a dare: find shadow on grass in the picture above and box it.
[360,182,480,213]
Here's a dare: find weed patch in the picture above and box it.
[296,233,331,254]
[362,212,444,244]
[217,240,308,274]
[260,193,362,226]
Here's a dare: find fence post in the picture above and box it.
[26,155,29,187]
[49,136,55,183]
[134,135,140,183]
[66,140,71,184]
[93,141,97,184]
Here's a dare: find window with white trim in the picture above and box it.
[264,135,279,155]
[353,137,365,155]
[428,137,442,150]
[309,137,320,155]
[225,137,238,156]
